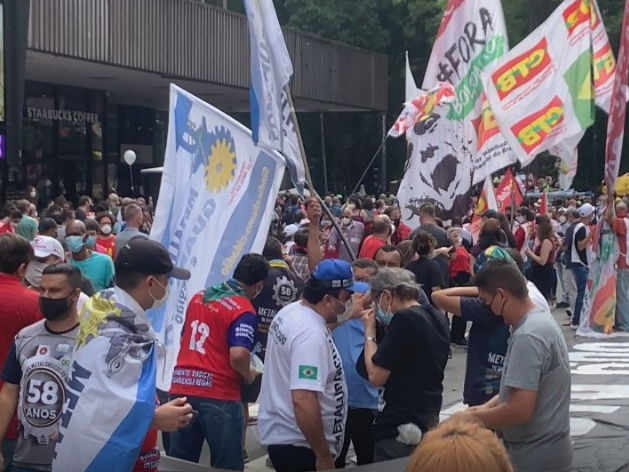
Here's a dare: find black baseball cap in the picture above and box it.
[482,209,500,220]
[38,218,58,234]
[115,238,191,280]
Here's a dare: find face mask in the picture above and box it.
[30,190,37,198]
[39,295,71,321]
[86,235,96,248]
[516,215,525,224]
[149,278,169,310]
[336,298,354,324]
[376,294,394,326]
[66,235,86,253]
[342,217,352,226]
[253,282,263,300]
[558,216,567,224]
[393,218,401,227]
[101,224,112,235]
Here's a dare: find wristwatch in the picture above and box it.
[365,336,377,343]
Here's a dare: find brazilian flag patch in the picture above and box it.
[298,365,318,380]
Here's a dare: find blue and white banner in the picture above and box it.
[150,85,285,389]
[244,0,306,193]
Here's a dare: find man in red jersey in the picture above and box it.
[0,234,41,470]
[169,253,270,471]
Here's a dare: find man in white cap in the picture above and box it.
[565,203,594,328]
[26,235,91,312]
[25,236,65,289]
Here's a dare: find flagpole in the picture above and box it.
[284,86,357,261]
[350,139,387,196]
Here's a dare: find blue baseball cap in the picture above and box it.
[311,259,369,293]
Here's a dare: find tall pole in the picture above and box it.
[381,114,387,192]
[284,86,356,260]
[320,113,328,194]
[4,0,30,167]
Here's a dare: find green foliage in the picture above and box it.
[284,0,390,52]
[230,0,629,192]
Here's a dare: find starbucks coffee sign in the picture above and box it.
[25,107,100,124]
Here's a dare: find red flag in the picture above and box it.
[604,0,629,192]
[471,177,498,242]
[494,169,524,213]
[540,191,549,215]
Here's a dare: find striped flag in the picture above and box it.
[244,0,306,193]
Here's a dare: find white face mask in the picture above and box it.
[342,217,352,226]
[30,190,37,198]
[101,224,112,235]
[559,216,567,224]
[149,278,169,310]
[336,298,354,324]
[516,215,525,224]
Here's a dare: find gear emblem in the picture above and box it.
[273,276,298,307]
[204,127,237,193]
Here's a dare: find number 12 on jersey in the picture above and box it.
[188,320,210,354]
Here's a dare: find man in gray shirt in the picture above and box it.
[114,203,148,257]
[326,208,364,262]
[459,259,573,472]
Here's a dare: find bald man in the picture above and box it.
[66,219,115,292]
[115,203,148,257]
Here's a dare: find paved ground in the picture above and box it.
[163,305,629,472]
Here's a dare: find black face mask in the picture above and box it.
[393,218,401,227]
[39,295,71,321]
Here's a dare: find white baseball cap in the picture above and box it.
[31,235,65,260]
[579,203,595,218]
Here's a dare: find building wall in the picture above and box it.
[27,0,388,111]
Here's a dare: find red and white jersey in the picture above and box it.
[170,282,257,401]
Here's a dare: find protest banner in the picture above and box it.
[483,0,595,166]
[579,0,629,338]
[149,85,285,389]
[422,0,516,184]
[244,0,306,193]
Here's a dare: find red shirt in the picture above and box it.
[96,236,116,258]
[358,235,386,260]
[449,246,471,277]
[0,222,14,234]
[170,285,257,401]
[391,222,411,246]
[0,273,41,440]
[134,399,160,472]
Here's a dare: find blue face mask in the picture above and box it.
[66,235,85,253]
[86,235,96,249]
[376,294,394,326]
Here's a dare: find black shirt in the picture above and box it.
[406,258,445,306]
[411,224,451,284]
[252,260,303,361]
[460,298,510,406]
[359,305,450,439]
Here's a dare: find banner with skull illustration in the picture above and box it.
[397,0,515,226]
[422,0,516,185]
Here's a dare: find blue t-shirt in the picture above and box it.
[460,298,510,406]
[69,252,115,292]
[332,319,378,409]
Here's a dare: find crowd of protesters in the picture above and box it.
[0,181,610,472]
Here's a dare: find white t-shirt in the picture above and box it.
[258,301,348,457]
[527,281,550,312]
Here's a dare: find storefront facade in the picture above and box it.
[3,81,168,205]
[0,0,388,206]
